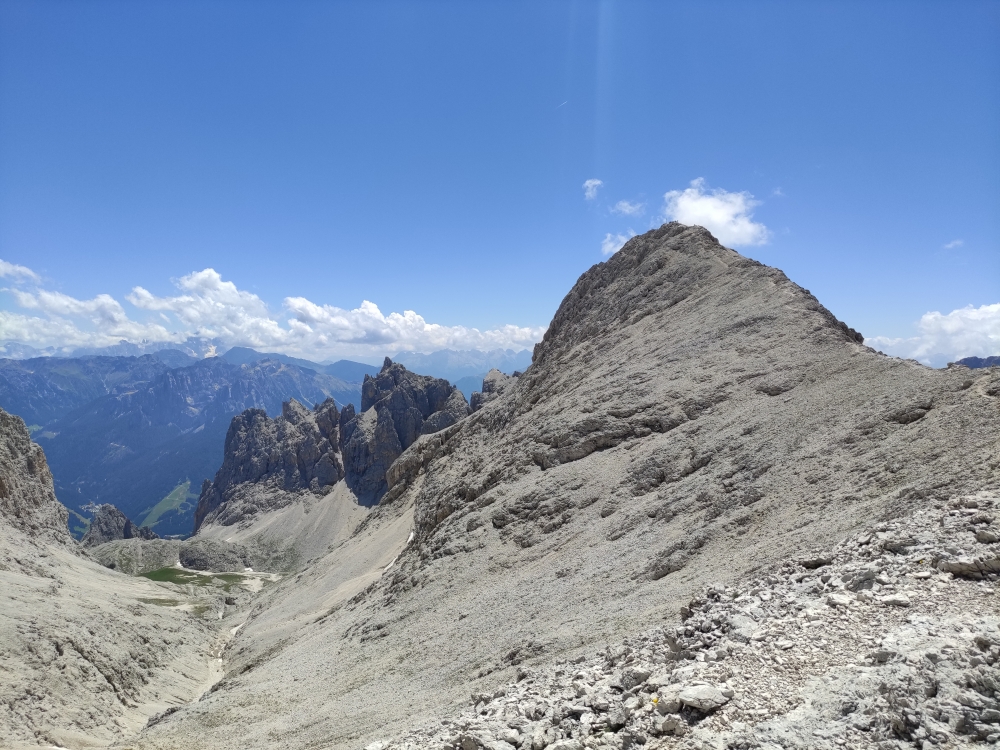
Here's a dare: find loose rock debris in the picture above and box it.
[385,493,1000,750]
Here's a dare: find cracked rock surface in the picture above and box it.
[386,492,1000,750]
[194,398,344,532]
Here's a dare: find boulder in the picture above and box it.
[677,684,730,712]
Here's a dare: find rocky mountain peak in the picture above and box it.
[0,407,69,542]
[80,503,158,547]
[341,359,470,505]
[193,397,344,531]
[532,222,862,372]
[470,369,516,412]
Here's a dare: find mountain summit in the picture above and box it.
[135,223,1000,749]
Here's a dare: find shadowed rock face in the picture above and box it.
[194,398,344,531]
[80,504,158,546]
[0,408,69,542]
[340,358,470,505]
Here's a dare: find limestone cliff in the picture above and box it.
[194,398,344,531]
[340,358,470,505]
[80,503,158,547]
[0,407,68,542]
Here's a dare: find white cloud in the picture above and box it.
[943,239,964,249]
[0,268,545,359]
[583,179,603,200]
[8,288,176,344]
[662,178,770,247]
[0,260,40,283]
[611,200,644,216]
[867,302,1000,367]
[601,231,636,256]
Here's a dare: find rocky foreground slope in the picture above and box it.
[392,491,1000,749]
[0,408,220,749]
[131,224,1000,750]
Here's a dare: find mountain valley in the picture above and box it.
[0,354,372,536]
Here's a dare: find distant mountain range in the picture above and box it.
[958,355,1000,368]
[0,342,532,535]
[0,354,178,427]
[220,346,381,382]
[0,351,375,538]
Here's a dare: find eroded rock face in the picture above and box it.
[470,369,516,412]
[80,503,158,547]
[194,398,344,531]
[0,407,68,542]
[340,358,470,505]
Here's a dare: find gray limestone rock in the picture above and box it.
[194,398,344,531]
[678,684,730,712]
[470,369,515,412]
[80,503,159,547]
[340,358,470,505]
[0,407,69,542]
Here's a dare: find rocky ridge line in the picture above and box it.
[80,503,158,546]
[386,492,1000,750]
[194,398,343,531]
[340,358,470,505]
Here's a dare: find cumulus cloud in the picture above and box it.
[0,268,545,359]
[867,302,1000,367]
[583,179,603,200]
[601,231,636,256]
[8,288,176,343]
[662,178,770,247]
[612,200,644,216]
[0,259,40,283]
[943,239,964,250]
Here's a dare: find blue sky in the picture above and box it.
[0,1,997,364]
